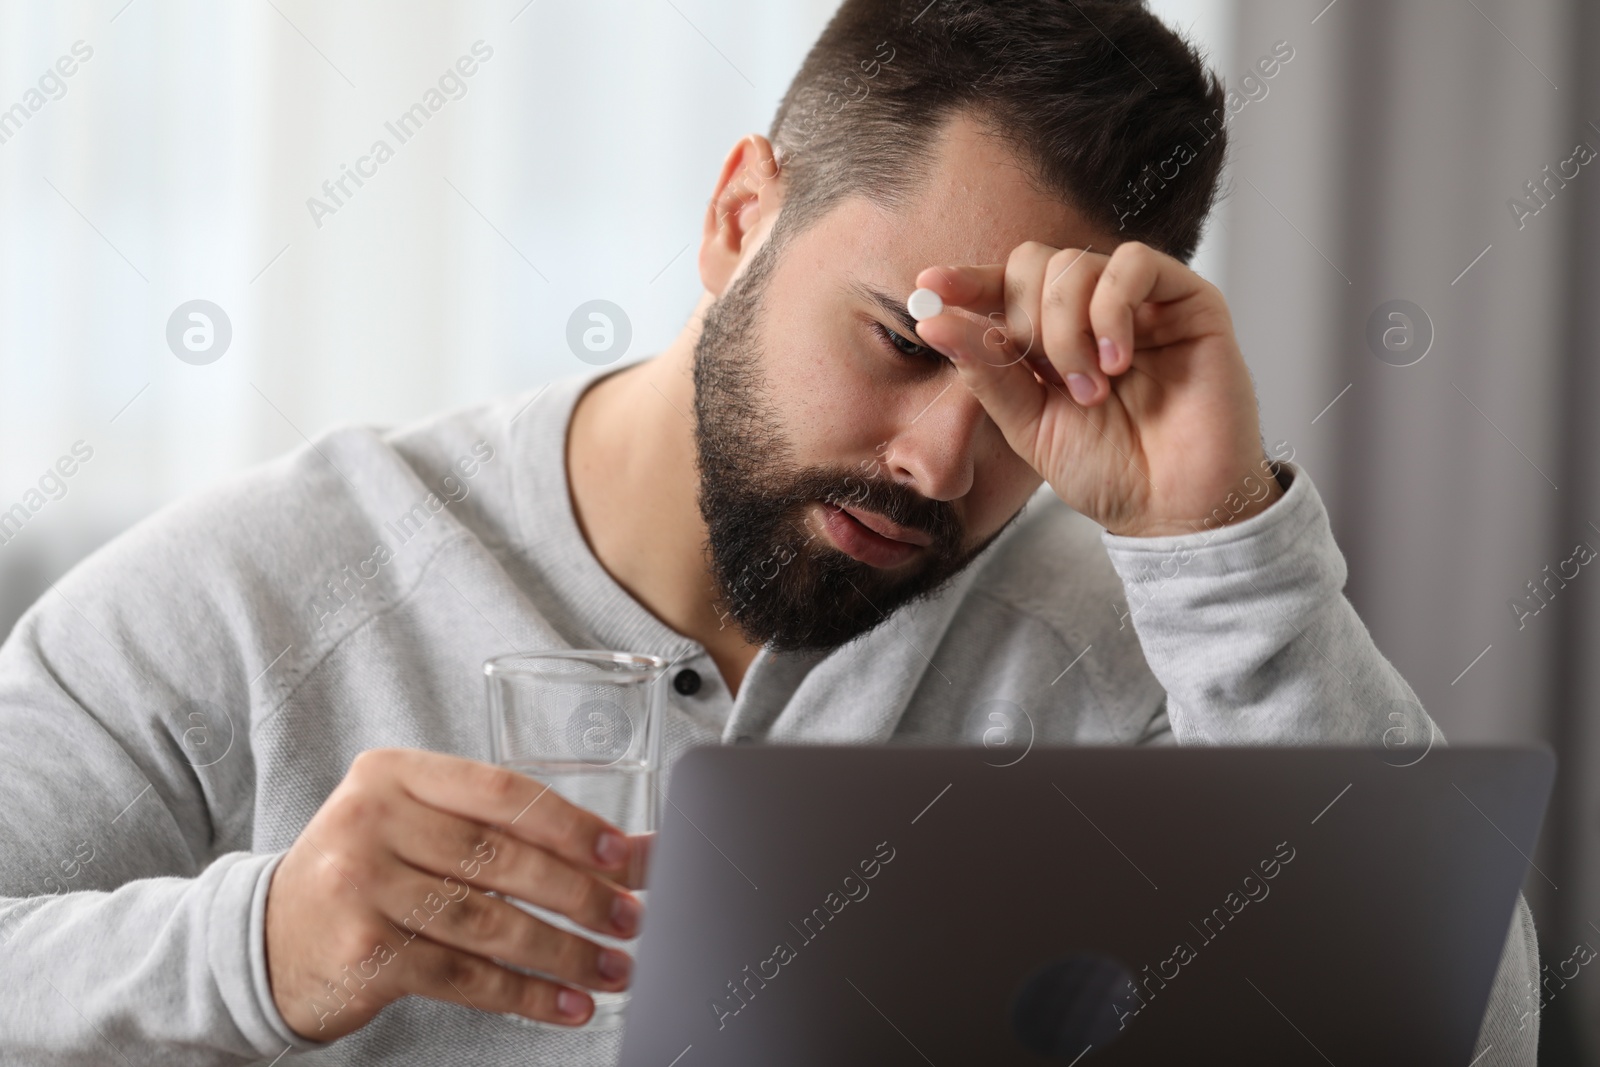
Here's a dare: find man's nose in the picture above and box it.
[878,379,984,502]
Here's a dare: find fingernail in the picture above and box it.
[594,830,626,867]
[610,892,641,936]
[1066,373,1096,405]
[597,948,632,984]
[557,988,589,1020]
[1097,336,1117,372]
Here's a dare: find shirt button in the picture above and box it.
[672,668,702,696]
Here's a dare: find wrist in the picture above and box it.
[1216,460,1289,527]
[1111,456,1290,538]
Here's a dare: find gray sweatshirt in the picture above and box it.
[0,362,1539,1065]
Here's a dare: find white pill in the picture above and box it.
[907,287,943,321]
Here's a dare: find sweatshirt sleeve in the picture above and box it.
[1469,897,1542,1066]
[0,549,326,1063]
[1098,461,1439,749]
[1099,460,1538,1062]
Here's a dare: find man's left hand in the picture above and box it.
[912,241,1282,538]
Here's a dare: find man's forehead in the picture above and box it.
[813,114,1105,273]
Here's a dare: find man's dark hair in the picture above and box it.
[766,0,1227,262]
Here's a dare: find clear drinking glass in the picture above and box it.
[483,650,667,1029]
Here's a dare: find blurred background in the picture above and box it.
[0,0,1594,1058]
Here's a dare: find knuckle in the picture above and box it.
[454,824,492,870]
[1013,239,1053,263]
[551,929,590,976]
[434,948,480,994]
[458,832,502,880]
[528,919,584,976]
[451,893,504,944]
[1042,274,1076,310]
[333,846,381,890]
[1002,270,1029,308]
[331,919,388,970]
[348,747,394,781]
[344,790,387,825]
[475,824,507,855]
[307,840,370,899]
[542,861,593,918]
[481,763,524,805]
[572,873,608,920]
[524,912,561,956]
[482,962,524,1007]
[323,793,387,844]
[305,849,346,895]
[480,826,508,864]
[516,840,553,887]
[436,949,513,1007]
[1046,247,1080,273]
[517,978,561,1020]
[550,802,588,850]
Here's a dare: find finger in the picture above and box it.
[914,256,1064,384]
[914,263,1005,315]
[913,300,1024,371]
[1087,241,1205,376]
[996,241,1058,362]
[624,832,654,890]
[379,750,641,882]
[1129,300,1196,351]
[375,861,632,995]
[914,319,1047,456]
[382,802,642,940]
[400,932,596,1027]
[1039,247,1111,406]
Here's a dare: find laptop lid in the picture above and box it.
[619,744,1552,1065]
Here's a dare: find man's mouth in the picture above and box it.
[814,501,930,569]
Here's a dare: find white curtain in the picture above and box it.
[0,0,838,628]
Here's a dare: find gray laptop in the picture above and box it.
[617,744,1552,1065]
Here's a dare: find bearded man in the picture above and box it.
[0,1,1538,1064]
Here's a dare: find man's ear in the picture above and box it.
[699,134,784,296]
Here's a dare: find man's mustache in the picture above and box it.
[797,469,964,554]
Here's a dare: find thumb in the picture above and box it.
[915,312,1047,451]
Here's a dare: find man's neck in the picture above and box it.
[565,300,763,696]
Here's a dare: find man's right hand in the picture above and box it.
[263,748,647,1040]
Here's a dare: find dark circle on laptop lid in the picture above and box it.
[1010,953,1135,1059]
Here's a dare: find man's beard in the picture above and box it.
[691,234,1013,653]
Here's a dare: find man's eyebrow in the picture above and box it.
[848,280,924,339]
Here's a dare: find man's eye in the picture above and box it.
[871,321,940,363]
